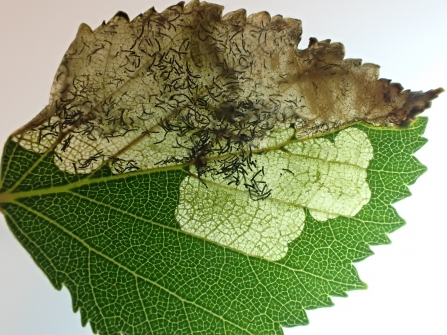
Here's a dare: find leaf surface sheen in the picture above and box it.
[0,1,442,334]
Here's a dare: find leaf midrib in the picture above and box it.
[0,129,369,204]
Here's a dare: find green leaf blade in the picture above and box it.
[0,117,430,335]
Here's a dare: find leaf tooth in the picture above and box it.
[270,15,286,30]
[168,1,186,11]
[247,11,271,28]
[184,0,200,11]
[282,18,303,47]
[221,8,247,26]
[360,62,380,79]
[163,1,186,15]
[307,38,346,63]
[141,6,157,19]
[184,0,224,19]
[76,22,93,35]
[110,11,130,23]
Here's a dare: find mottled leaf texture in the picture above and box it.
[0,1,443,334]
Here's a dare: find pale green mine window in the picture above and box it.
[176,127,373,261]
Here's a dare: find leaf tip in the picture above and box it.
[405,87,444,119]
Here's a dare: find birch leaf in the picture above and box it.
[0,1,443,334]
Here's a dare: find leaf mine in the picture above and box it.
[11,0,442,187]
[176,127,373,261]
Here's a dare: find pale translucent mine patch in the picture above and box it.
[176,127,373,261]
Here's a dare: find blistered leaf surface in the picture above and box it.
[11,0,440,179]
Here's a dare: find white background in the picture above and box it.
[0,1,446,334]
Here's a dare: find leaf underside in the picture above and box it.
[0,0,441,334]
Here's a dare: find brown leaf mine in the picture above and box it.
[12,0,443,187]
